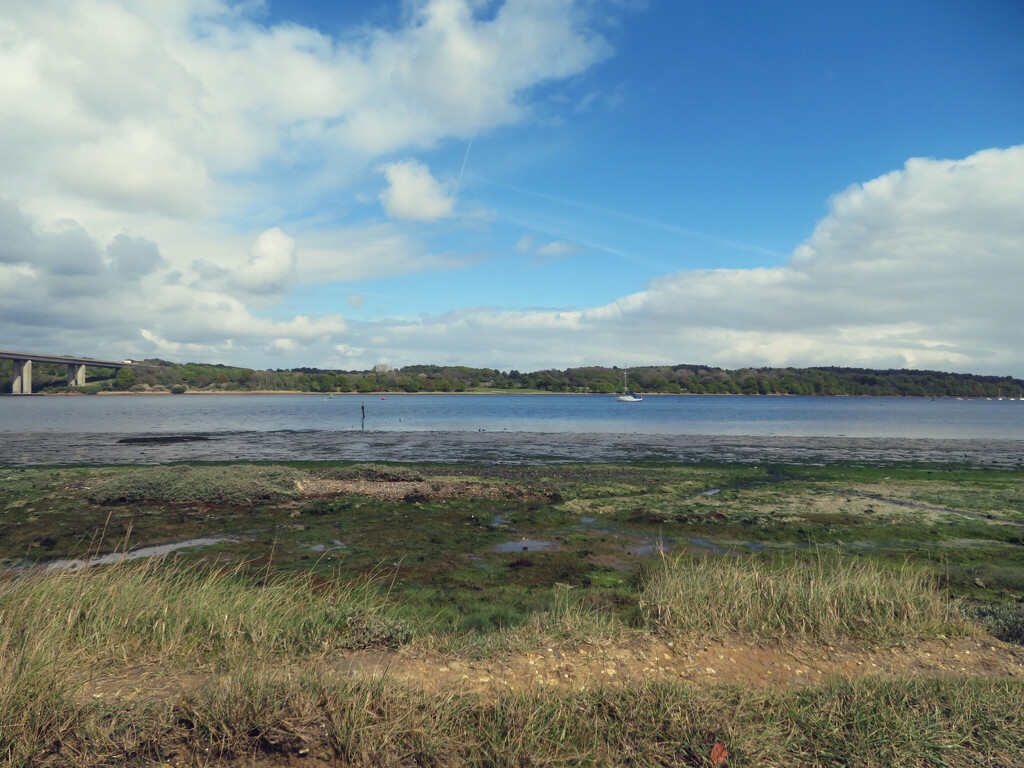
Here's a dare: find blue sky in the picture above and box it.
[1,0,1022,373]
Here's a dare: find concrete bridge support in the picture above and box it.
[67,363,86,387]
[2,350,131,394]
[11,359,32,394]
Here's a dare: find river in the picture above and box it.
[2,393,1023,466]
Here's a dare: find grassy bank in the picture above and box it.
[1,552,1016,766]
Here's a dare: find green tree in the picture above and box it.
[113,368,136,390]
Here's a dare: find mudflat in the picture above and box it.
[4,429,1024,467]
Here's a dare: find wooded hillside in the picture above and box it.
[4,358,1023,398]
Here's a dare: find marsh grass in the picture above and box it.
[641,552,970,640]
[85,464,304,505]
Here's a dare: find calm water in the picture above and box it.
[3,393,1024,439]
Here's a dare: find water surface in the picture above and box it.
[4,393,1024,438]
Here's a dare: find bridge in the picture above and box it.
[0,350,134,394]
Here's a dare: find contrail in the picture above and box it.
[455,138,474,192]
[485,179,788,259]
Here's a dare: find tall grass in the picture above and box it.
[640,553,969,640]
[0,560,410,765]
[0,559,409,668]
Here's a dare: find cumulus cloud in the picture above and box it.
[377,160,455,221]
[0,203,346,364]
[54,128,214,218]
[232,228,297,295]
[0,0,609,223]
[0,0,610,367]
[106,234,165,279]
[331,146,1024,375]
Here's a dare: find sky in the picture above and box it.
[1,0,1023,375]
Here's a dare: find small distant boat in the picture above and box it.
[616,368,643,402]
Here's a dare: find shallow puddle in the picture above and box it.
[493,538,558,552]
[14,535,242,573]
[306,539,345,553]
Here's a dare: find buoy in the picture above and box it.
[381,396,386,400]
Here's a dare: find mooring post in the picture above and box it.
[12,359,32,394]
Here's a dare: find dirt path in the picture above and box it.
[85,634,1024,703]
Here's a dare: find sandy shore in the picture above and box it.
[3,430,1022,468]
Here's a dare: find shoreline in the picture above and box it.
[24,389,990,398]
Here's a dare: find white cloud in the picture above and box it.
[232,227,297,295]
[0,202,347,365]
[332,146,1024,375]
[296,223,481,283]
[53,127,214,218]
[0,0,609,225]
[536,241,582,256]
[377,160,455,221]
[0,0,609,369]
[513,233,535,253]
[268,338,297,353]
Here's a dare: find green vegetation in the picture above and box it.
[0,561,408,667]
[3,460,1024,766]
[5,355,1023,396]
[315,462,425,482]
[85,464,304,505]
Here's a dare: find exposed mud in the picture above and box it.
[4,430,1024,467]
[116,435,211,444]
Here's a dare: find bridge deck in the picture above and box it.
[0,351,132,368]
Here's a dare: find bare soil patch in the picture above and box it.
[84,634,1024,705]
[298,478,532,502]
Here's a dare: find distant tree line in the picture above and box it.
[3,357,1023,398]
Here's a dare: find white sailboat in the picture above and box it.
[616,368,643,402]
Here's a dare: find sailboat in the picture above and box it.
[616,368,643,402]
